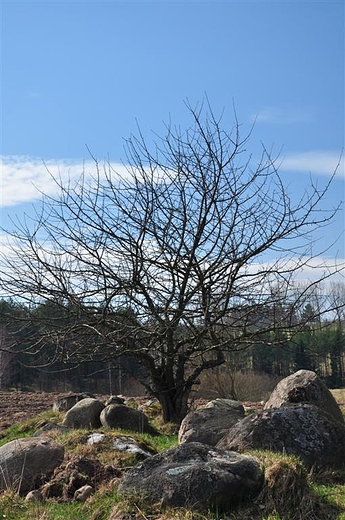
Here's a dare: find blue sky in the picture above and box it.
[1,0,344,275]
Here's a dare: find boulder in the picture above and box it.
[0,437,64,494]
[25,490,43,502]
[118,442,263,511]
[264,370,344,424]
[34,422,70,437]
[53,392,96,412]
[62,398,105,429]
[178,400,244,446]
[100,404,158,435]
[112,436,154,460]
[105,395,126,406]
[217,403,345,470]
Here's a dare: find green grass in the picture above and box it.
[140,431,178,452]
[0,410,62,447]
[313,484,345,520]
[0,487,120,520]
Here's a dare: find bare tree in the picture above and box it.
[0,101,342,422]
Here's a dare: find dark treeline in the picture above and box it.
[0,299,139,394]
[0,298,344,394]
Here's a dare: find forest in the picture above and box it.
[1,292,344,397]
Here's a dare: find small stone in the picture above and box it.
[87,433,105,445]
[25,490,43,502]
[74,484,93,502]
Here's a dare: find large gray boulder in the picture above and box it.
[0,437,64,494]
[100,404,158,435]
[62,398,105,429]
[217,403,345,470]
[178,399,244,446]
[118,442,263,512]
[264,370,344,424]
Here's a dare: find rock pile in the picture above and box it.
[178,370,345,470]
[0,370,344,516]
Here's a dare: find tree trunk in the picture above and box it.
[156,386,190,425]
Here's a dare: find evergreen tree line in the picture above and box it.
[0,298,344,393]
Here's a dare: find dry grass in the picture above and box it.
[250,451,340,520]
[331,388,345,417]
[331,389,345,401]
[196,369,281,402]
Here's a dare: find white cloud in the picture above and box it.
[252,107,313,125]
[253,256,345,284]
[1,149,343,210]
[280,151,344,178]
[0,155,131,208]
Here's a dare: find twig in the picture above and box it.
[134,503,150,520]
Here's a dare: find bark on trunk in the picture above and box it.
[157,388,190,425]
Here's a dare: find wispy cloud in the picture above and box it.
[250,256,345,284]
[0,155,129,208]
[1,156,87,207]
[252,107,313,125]
[1,149,343,209]
[280,151,344,178]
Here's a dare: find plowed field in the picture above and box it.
[0,391,62,431]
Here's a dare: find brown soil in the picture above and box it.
[41,456,121,500]
[0,391,96,431]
